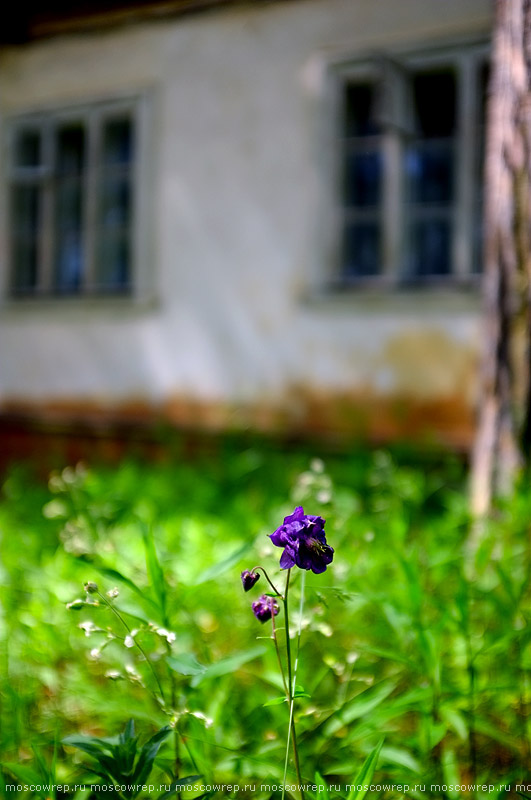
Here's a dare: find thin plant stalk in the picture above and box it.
[164,640,182,787]
[96,591,166,704]
[271,614,298,796]
[293,570,306,697]
[251,566,283,597]
[281,570,304,800]
[271,612,289,697]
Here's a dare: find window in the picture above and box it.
[6,97,145,299]
[335,42,488,286]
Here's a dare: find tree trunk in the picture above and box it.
[470,0,531,515]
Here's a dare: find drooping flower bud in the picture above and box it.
[241,569,260,592]
[84,581,99,594]
[252,595,279,623]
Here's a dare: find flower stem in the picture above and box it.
[271,611,289,697]
[97,591,166,704]
[282,570,304,800]
[164,640,181,786]
[252,566,282,597]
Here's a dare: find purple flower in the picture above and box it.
[241,569,260,592]
[269,506,334,574]
[252,594,279,623]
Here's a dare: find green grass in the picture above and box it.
[0,445,529,799]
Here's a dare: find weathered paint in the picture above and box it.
[0,0,492,450]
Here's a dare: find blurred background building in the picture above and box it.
[0,0,492,463]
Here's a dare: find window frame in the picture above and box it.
[1,91,153,306]
[322,37,489,292]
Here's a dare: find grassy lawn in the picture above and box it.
[0,443,529,799]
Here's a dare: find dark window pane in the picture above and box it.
[474,61,489,274]
[412,70,456,138]
[100,175,131,227]
[54,125,85,291]
[10,185,40,292]
[54,230,83,292]
[407,218,452,277]
[343,148,381,207]
[473,207,484,274]
[96,232,130,290]
[102,117,133,165]
[11,185,40,234]
[54,181,84,292]
[54,182,84,292]
[344,83,380,137]
[342,221,381,277]
[11,237,38,291]
[406,143,454,204]
[57,125,85,175]
[56,181,83,231]
[479,60,490,126]
[14,129,41,167]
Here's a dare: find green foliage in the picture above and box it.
[63,720,178,798]
[0,446,529,799]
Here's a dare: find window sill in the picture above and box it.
[302,277,483,314]
[0,291,159,317]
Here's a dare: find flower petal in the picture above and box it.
[279,546,297,569]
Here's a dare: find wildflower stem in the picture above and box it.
[96,591,166,703]
[252,566,282,597]
[271,611,289,697]
[164,640,181,786]
[282,570,304,800]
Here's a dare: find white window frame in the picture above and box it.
[1,92,153,305]
[319,38,489,293]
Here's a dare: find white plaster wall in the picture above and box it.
[0,0,492,420]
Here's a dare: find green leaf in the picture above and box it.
[191,646,266,687]
[347,739,383,800]
[262,695,288,707]
[194,542,253,585]
[88,562,159,614]
[142,524,167,622]
[322,681,395,737]
[440,707,467,742]
[30,745,50,783]
[62,735,113,759]
[167,654,206,677]
[132,725,172,790]
[263,686,310,705]
[120,719,136,744]
[157,776,202,800]
[379,746,421,773]
[314,772,330,800]
[362,645,413,666]
[1,763,44,787]
[441,747,460,799]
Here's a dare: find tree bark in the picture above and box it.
[471,0,531,515]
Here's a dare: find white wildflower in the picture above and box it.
[125,664,143,684]
[66,598,85,610]
[156,628,176,644]
[79,621,99,637]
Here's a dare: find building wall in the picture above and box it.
[0,0,492,447]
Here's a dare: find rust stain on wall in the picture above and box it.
[0,383,476,470]
[379,330,479,402]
